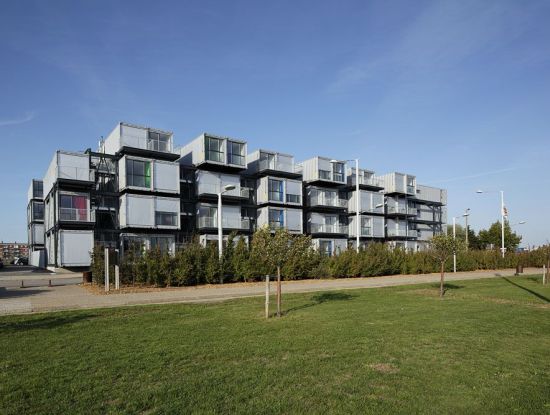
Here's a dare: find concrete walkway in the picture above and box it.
[0,268,542,315]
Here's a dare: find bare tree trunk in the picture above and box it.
[277,265,282,317]
[440,261,445,298]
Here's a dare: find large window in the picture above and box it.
[148,131,171,152]
[155,211,177,226]
[268,179,283,202]
[269,209,284,229]
[126,159,151,188]
[150,236,173,254]
[59,194,88,221]
[32,201,44,221]
[33,181,43,199]
[332,162,344,182]
[205,136,224,162]
[198,206,217,228]
[319,169,331,180]
[228,141,245,166]
[259,151,274,170]
[319,240,333,257]
[286,194,301,204]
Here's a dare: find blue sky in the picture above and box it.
[1,0,549,246]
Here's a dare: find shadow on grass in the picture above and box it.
[283,292,355,315]
[0,313,97,333]
[429,283,464,294]
[502,277,550,303]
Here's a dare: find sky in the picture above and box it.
[0,0,549,246]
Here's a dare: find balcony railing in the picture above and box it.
[120,136,174,153]
[196,183,241,197]
[387,229,418,237]
[197,216,250,230]
[258,159,295,173]
[407,185,416,194]
[350,227,373,237]
[57,167,94,182]
[310,223,348,234]
[387,205,408,214]
[309,196,347,208]
[59,208,89,222]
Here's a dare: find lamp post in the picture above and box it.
[218,184,236,260]
[464,208,471,249]
[477,190,505,258]
[452,211,470,272]
[331,158,360,252]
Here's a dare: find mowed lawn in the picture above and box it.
[1,276,549,414]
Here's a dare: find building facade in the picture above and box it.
[28,122,447,268]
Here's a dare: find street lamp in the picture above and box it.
[476,190,506,258]
[218,184,236,260]
[452,211,470,273]
[331,158,360,252]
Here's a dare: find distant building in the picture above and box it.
[0,242,29,261]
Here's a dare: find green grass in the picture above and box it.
[1,276,549,414]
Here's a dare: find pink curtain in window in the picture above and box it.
[74,196,87,221]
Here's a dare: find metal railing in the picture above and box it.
[387,229,418,237]
[120,136,174,153]
[59,208,89,222]
[258,159,295,173]
[57,167,94,182]
[197,216,250,229]
[309,196,348,208]
[387,205,408,214]
[310,223,348,234]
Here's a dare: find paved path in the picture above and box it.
[0,268,542,315]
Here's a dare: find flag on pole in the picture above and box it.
[502,205,509,218]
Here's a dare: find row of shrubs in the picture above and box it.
[90,231,550,287]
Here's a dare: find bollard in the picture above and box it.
[48,279,52,287]
[544,265,547,285]
[20,280,24,288]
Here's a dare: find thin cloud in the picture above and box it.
[430,167,519,184]
[0,112,35,127]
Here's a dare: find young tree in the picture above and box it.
[250,226,293,317]
[430,234,466,298]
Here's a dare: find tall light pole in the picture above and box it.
[464,208,471,249]
[332,158,360,252]
[218,184,236,260]
[477,190,506,258]
[452,211,470,272]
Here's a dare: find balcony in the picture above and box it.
[57,166,94,183]
[387,205,417,216]
[309,196,347,209]
[59,208,89,222]
[387,229,418,237]
[349,226,373,237]
[310,223,348,234]
[197,216,250,230]
[258,159,295,174]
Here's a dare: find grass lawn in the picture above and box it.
[1,275,549,414]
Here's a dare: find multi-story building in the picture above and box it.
[179,133,252,246]
[0,242,29,262]
[298,157,349,256]
[29,122,447,269]
[246,150,303,235]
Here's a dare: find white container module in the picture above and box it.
[120,194,179,229]
[104,122,174,154]
[58,230,94,267]
[196,170,241,197]
[179,133,247,168]
[119,156,179,193]
[43,151,92,197]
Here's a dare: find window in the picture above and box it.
[325,215,337,232]
[150,236,173,254]
[259,151,274,170]
[198,206,217,228]
[228,141,245,165]
[32,202,44,221]
[155,211,177,226]
[148,131,170,152]
[319,240,333,257]
[126,159,151,188]
[59,194,88,221]
[269,209,284,229]
[319,170,331,180]
[332,162,344,182]
[286,194,301,204]
[361,217,372,236]
[33,181,43,198]
[205,136,224,162]
[268,179,283,202]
